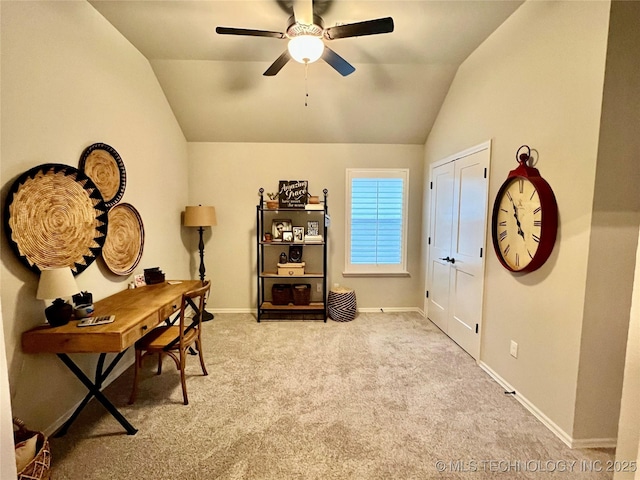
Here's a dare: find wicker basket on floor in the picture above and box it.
[328,287,357,322]
[13,417,51,480]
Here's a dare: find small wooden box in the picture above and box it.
[277,262,305,276]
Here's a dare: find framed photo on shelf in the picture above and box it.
[289,245,303,263]
[282,231,293,242]
[307,220,319,236]
[272,219,292,241]
[134,274,146,287]
[292,226,304,243]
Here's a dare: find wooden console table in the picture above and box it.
[22,280,202,435]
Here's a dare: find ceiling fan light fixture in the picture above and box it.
[287,35,324,64]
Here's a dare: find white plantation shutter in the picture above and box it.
[351,178,403,264]
[346,169,409,275]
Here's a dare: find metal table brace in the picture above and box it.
[54,351,137,436]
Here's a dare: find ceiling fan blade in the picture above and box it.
[322,47,355,76]
[324,17,394,40]
[263,50,291,76]
[292,0,313,25]
[216,26,286,39]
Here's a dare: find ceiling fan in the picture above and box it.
[216,0,394,77]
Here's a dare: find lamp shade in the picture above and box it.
[184,206,217,227]
[288,36,324,64]
[36,267,79,300]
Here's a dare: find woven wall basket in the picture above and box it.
[4,163,108,275]
[102,203,144,275]
[79,143,126,209]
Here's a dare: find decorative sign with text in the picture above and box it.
[278,180,308,208]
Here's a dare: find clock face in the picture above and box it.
[494,177,542,272]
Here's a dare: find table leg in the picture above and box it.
[54,352,138,436]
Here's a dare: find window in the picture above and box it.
[345,169,409,275]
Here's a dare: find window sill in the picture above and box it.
[342,271,410,278]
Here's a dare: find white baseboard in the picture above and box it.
[571,437,618,449]
[207,308,254,314]
[356,307,423,314]
[210,307,425,315]
[478,361,617,449]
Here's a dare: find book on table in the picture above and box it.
[77,315,115,327]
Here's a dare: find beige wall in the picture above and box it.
[187,142,424,311]
[607,1,640,473]
[1,1,190,432]
[575,0,640,441]
[423,0,612,442]
[614,228,640,478]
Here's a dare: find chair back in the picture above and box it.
[175,281,211,350]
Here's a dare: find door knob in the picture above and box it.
[439,256,456,264]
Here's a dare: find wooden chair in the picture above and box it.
[129,281,210,405]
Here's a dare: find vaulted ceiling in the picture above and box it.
[89,0,523,144]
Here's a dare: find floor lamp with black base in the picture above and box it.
[184,205,217,321]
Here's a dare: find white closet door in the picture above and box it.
[427,161,455,333]
[427,144,490,359]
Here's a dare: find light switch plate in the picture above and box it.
[510,340,518,358]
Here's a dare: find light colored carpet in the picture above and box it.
[50,312,614,479]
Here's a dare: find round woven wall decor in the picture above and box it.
[102,203,144,275]
[4,163,108,275]
[79,143,126,209]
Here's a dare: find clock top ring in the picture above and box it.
[516,145,531,164]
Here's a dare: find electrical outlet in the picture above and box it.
[510,340,518,358]
[316,283,322,293]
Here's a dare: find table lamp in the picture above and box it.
[37,267,80,327]
[184,205,217,321]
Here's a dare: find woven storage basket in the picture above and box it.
[328,287,357,322]
[13,418,51,480]
[272,284,292,305]
[292,284,311,305]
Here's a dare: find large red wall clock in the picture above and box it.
[491,145,558,273]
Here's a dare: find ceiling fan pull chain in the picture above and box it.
[304,61,310,107]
